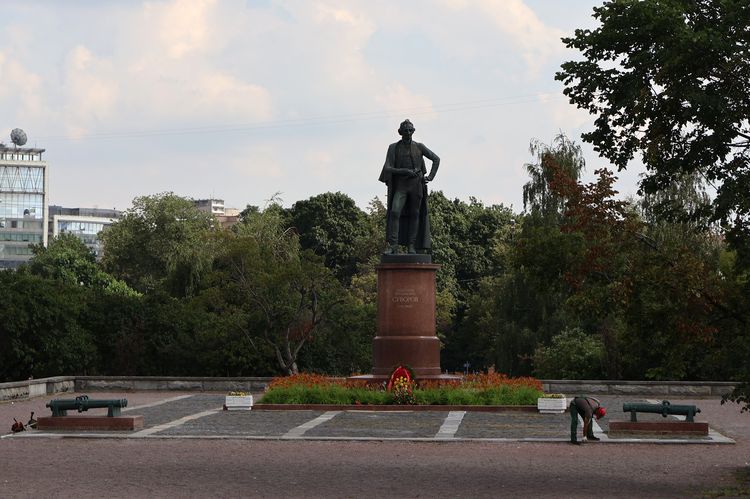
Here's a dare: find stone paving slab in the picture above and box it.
[457,412,570,439]
[306,411,445,439]
[133,393,225,428]
[158,410,325,437]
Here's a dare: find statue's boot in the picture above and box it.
[383,244,399,255]
[407,244,417,254]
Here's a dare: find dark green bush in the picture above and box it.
[260,385,392,405]
[533,328,604,379]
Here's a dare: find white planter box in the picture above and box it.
[537,396,567,414]
[224,395,253,411]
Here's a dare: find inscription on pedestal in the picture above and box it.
[392,288,419,308]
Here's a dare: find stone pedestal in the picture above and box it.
[608,421,709,435]
[372,262,441,378]
[37,415,144,431]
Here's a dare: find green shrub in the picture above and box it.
[413,386,542,405]
[533,328,604,379]
[260,385,392,405]
[415,388,475,405]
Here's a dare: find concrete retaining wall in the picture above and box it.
[0,376,75,402]
[74,376,271,393]
[1,376,737,402]
[542,380,736,397]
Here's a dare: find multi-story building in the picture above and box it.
[194,198,225,216]
[0,144,48,269]
[48,206,122,259]
[194,198,240,229]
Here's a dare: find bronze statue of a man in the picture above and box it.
[378,119,440,254]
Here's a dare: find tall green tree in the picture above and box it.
[453,136,585,375]
[26,233,137,296]
[214,205,347,375]
[523,133,586,220]
[100,192,217,297]
[549,163,734,380]
[556,0,750,264]
[287,192,371,284]
[0,272,97,381]
[558,0,750,404]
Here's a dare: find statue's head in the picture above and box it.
[398,119,415,137]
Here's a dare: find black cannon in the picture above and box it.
[622,400,700,423]
[46,395,128,417]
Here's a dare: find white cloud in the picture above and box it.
[0,0,626,213]
[0,51,46,126]
[231,144,285,179]
[62,46,119,138]
[440,0,566,73]
[375,83,436,121]
[549,94,592,130]
[48,0,274,137]
[191,72,273,120]
[305,3,377,88]
[314,4,364,26]
[144,0,216,59]
[305,149,334,179]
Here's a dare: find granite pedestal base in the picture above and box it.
[609,421,709,435]
[350,256,458,383]
[37,415,144,431]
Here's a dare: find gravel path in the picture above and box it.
[1,438,748,498]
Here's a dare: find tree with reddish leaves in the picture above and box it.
[557,0,750,404]
[547,160,731,380]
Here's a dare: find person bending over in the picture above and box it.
[570,396,606,444]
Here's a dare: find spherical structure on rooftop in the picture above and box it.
[10,128,27,147]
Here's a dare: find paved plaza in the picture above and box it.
[0,392,736,443]
[2,392,749,498]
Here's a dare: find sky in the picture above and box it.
[0,0,645,213]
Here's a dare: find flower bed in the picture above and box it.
[259,372,543,406]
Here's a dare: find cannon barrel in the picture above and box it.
[46,395,128,417]
[622,400,700,422]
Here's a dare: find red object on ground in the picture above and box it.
[387,366,412,391]
[11,419,25,433]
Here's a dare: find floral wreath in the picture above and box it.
[387,365,413,391]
